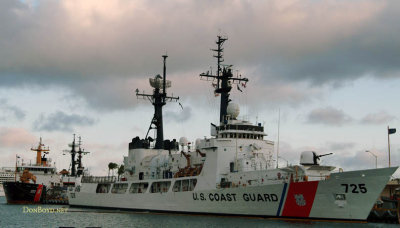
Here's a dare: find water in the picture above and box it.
[0,197,395,228]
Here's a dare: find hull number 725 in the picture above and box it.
[341,184,367,193]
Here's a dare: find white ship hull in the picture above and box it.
[69,167,396,221]
[69,37,398,222]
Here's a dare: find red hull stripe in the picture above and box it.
[281,181,319,217]
[33,184,43,203]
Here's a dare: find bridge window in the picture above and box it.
[96,184,111,193]
[150,181,171,193]
[173,179,197,192]
[111,183,128,194]
[129,182,148,194]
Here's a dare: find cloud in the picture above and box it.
[0,98,26,121]
[361,111,396,124]
[246,1,400,85]
[326,142,355,151]
[83,142,127,175]
[33,111,96,132]
[329,148,397,171]
[241,75,325,110]
[165,106,192,123]
[1,0,400,111]
[0,127,36,148]
[306,107,352,126]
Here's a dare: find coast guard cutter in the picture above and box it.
[68,36,398,221]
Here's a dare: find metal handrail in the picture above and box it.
[82,176,116,183]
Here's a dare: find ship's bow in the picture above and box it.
[308,167,398,220]
[3,182,45,204]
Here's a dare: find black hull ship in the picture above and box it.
[3,136,88,204]
[3,182,45,204]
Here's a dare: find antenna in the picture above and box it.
[162,54,167,100]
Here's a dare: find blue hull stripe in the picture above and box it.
[276,183,288,216]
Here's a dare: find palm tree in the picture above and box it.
[108,162,118,177]
[117,165,125,181]
[108,162,113,177]
[111,163,118,176]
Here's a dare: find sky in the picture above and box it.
[0,0,399,176]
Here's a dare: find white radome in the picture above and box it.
[179,137,189,146]
[227,103,240,119]
[195,138,202,149]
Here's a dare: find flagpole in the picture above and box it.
[388,126,391,168]
[15,154,17,182]
[276,108,280,169]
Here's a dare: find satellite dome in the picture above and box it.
[227,103,240,119]
[195,138,202,149]
[179,137,189,146]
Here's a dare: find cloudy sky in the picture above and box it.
[1,0,399,176]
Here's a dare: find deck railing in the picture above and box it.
[82,176,116,183]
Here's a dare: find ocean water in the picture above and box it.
[0,197,395,228]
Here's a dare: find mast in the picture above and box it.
[62,134,77,176]
[200,36,249,124]
[136,55,179,149]
[31,137,49,166]
[70,134,77,176]
[63,134,89,176]
[76,136,89,176]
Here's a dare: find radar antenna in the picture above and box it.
[136,55,179,149]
